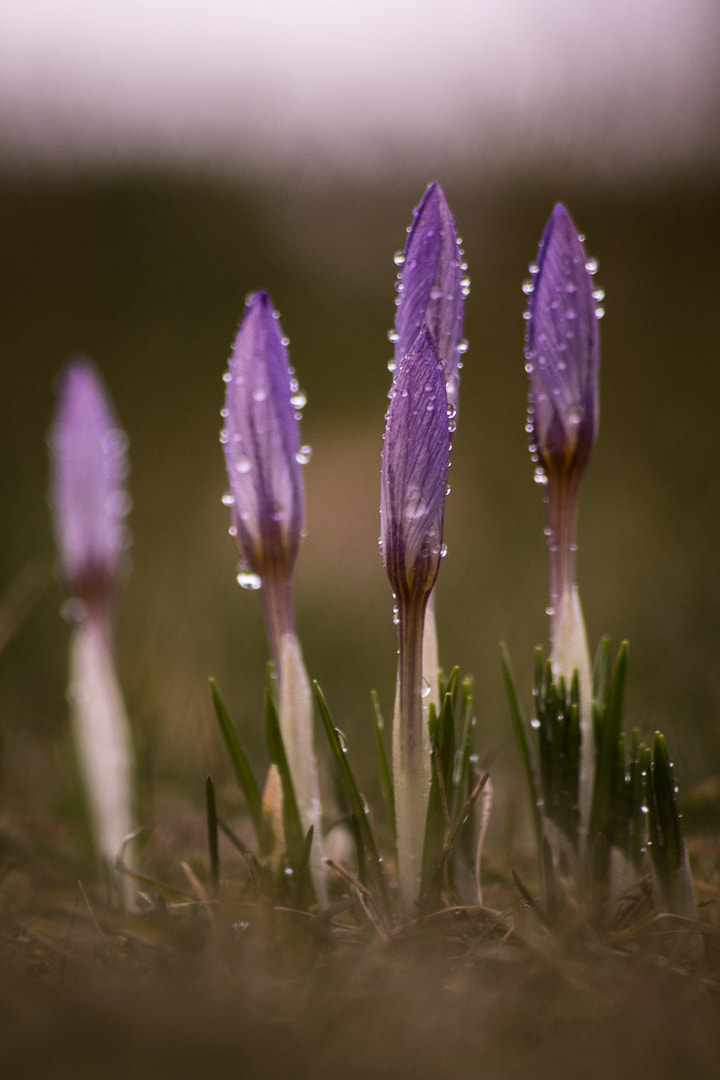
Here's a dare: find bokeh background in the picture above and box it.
[1,0,720,849]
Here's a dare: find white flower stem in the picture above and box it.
[394,596,431,913]
[278,633,327,906]
[68,610,135,907]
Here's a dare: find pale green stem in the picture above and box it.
[278,632,327,906]
[262,570,326,905]
[422,590,440,722]
[545,468,594,842]
[68,608,135,908]
[393,595,430,913]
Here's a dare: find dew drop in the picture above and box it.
[222,371,232,384]
[429,284,443,301]
[529,263,539,275]
[228,525,238,537]
[522,280,534,295]
[421,681,432,699]
[237,565,262,590]
[290,390,307,409]
[530,718,541,730]
[585,258,599,274]
[221,492,235,507]
[296,445,312,465]
[393,251,405,266]
[524,362,533,374]
[234,455,252,474]
[252,387,267,403]
[592,288,605,301]
[457,339,469,354]
[595,306,605,319]
[534,468,548,486]
[388,329,399,343]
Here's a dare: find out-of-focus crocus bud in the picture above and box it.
[50,359,130,610]
[391,182,466,713]
[49,359,134,907]
[524,203,602,834]
[381,327,450,910]
[221,291,325,904]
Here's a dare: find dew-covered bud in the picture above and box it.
[524,202,599,484]
[222,291,304,583]
[393,182,466,414]
[381,327,450,606]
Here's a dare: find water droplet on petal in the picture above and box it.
[237,564,262,590]
[221,492,235,506]
[534,468,548,486]
[234,455,252,474]
[388,329,399,343]
[296,445,312,465]
[393,251,405,266]
[585,258,599,274]
[429,284,443,301]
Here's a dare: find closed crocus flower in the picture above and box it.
[50,359,130,607]
[49,359,134,907]
[381,326,450,910]
[221,291,325,904]
[524,203,602,837]
[222,290,304,623]
[393,181,466,412]
[525,203,599,492]
[392,183,466,715]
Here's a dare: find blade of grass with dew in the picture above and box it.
[210,679,269,854]
[314,681,388,906]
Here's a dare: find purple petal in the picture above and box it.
[49,359,130,597]
[222,291,304,576]
[525,203,600,474]
[394,182,466,413]
[381,327,450,601]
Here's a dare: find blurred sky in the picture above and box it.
[1,0,719,177]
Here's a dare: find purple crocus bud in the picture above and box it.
[525,203,599,489]
[222,291,304,603]
[50,359,130,607]
[524,203,603,841]
[393,182,466,413]
[381,327,450,606]
[381,326,450,910]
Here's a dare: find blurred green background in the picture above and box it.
[1,165,719,845]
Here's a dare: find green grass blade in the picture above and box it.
[589,642,628,846]
[265,689,316,907]
[210,679,268,853]
[501,644,542,851]
[205,774,220,890]
[371,690,396,849]
[314,681,387,905]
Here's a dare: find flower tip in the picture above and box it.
[50,358,130,602]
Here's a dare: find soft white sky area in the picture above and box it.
[0,0,718,176]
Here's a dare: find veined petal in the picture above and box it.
[394,182,465,412]
[223,291,304,577]
[381,328,449,602]
[49,359,130,598]
[525,203,600,476]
